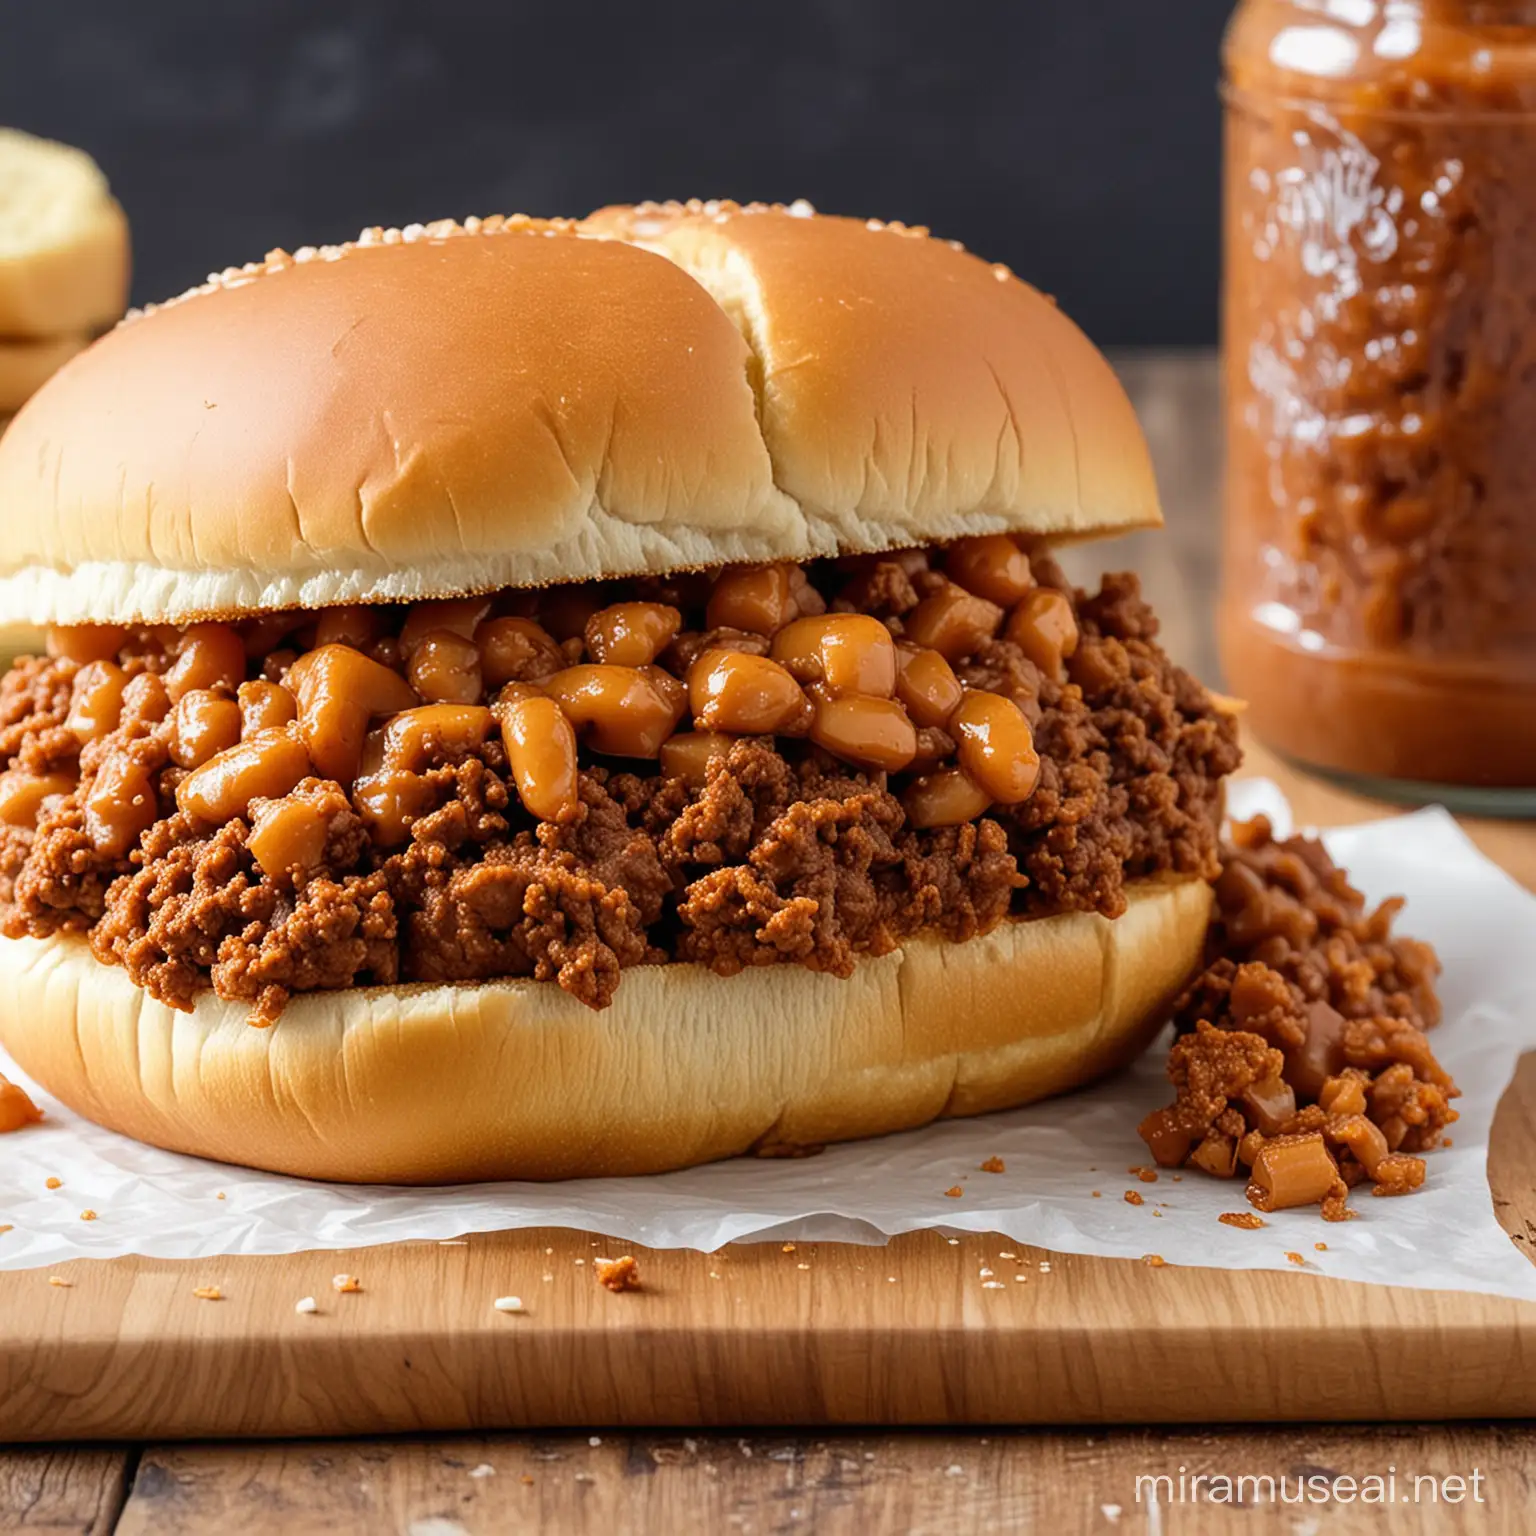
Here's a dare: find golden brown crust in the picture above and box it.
[0,204,1159,627]
[0,875,1209,1183]
[583,201,1160,547]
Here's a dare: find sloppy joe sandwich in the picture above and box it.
[0,201,1240,1182]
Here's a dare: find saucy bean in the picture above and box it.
[407,629,483,704]
[687,650,811,735]
[809,695,917,772]
[1004,588,1079,681]
[84,751,159,854]
[771,615,896,697]
[945,534,1033,607]
[247,794,330,880]
[46,625,126,665]
[66,660,128,743]
[0,770,76,828]
[169,690,243,769]
[381,704,495,770]
[237,680,298,736]
[121,670,171,727]
[705,563,798,635]
[538,585,605,642]
[659,730,735,788]
[398,596,493,655]
[894,642,964,727]
[476,615,564,686]
[949,689,1040,804]
[542,665,685,758]
[353,769,436,847]
[358,726,388,778]
[902,584,1003,661]
[165,623,246,701]
[238,612,302,659]
[643,665,687,717]
[902,766,993,828]
[288,644,417,782]
[176,728,311,823]
[496,690,579,821]
[585,602,683,667]
[314,605,389,651]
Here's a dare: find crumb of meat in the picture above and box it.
[998,572,1239,922]
[674,757,1021,976]
[397,772,669,1009]
[1124,1190,1144,1206]
[831,559,922,618]
[944,1185,964,1198]
[979,1156,1006,1174]
[90,799,399,1027]
[1219,1211,1266,1230]
[1370,1153,1428,1198]
[662,625,772,675]
[1141,1254,1167,1267]
[1142,817,1455,1218]
[594,1255,641,1292]
[1138,1021,1282,1170]
[0,655,78,776]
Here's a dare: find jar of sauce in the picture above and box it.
[1222,0,1536,811]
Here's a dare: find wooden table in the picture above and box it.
[5,353,1534,1533]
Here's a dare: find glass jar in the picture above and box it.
[1221,0,1536,811]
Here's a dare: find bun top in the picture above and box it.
[0,201,1159,625]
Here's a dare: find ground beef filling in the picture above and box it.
[1140,815,1457,1220]
[0,558,1238,1022]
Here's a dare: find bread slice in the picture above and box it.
[0,128,128,337]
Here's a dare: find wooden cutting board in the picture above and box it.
[5,740,1536,1442]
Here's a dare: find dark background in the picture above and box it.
[2,1,1233,346]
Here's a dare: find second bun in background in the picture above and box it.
[0,127,129,340]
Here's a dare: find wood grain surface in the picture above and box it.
[5,354,1536,1528]
[104,1427,1533,1535]
[8,1425,1533,1533]
[0,1449,131,1535]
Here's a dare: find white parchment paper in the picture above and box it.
[4,781,1536,1300]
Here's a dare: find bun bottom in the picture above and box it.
[0,876,1210,1183]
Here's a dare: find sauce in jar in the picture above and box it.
[1222,0,1536,808]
